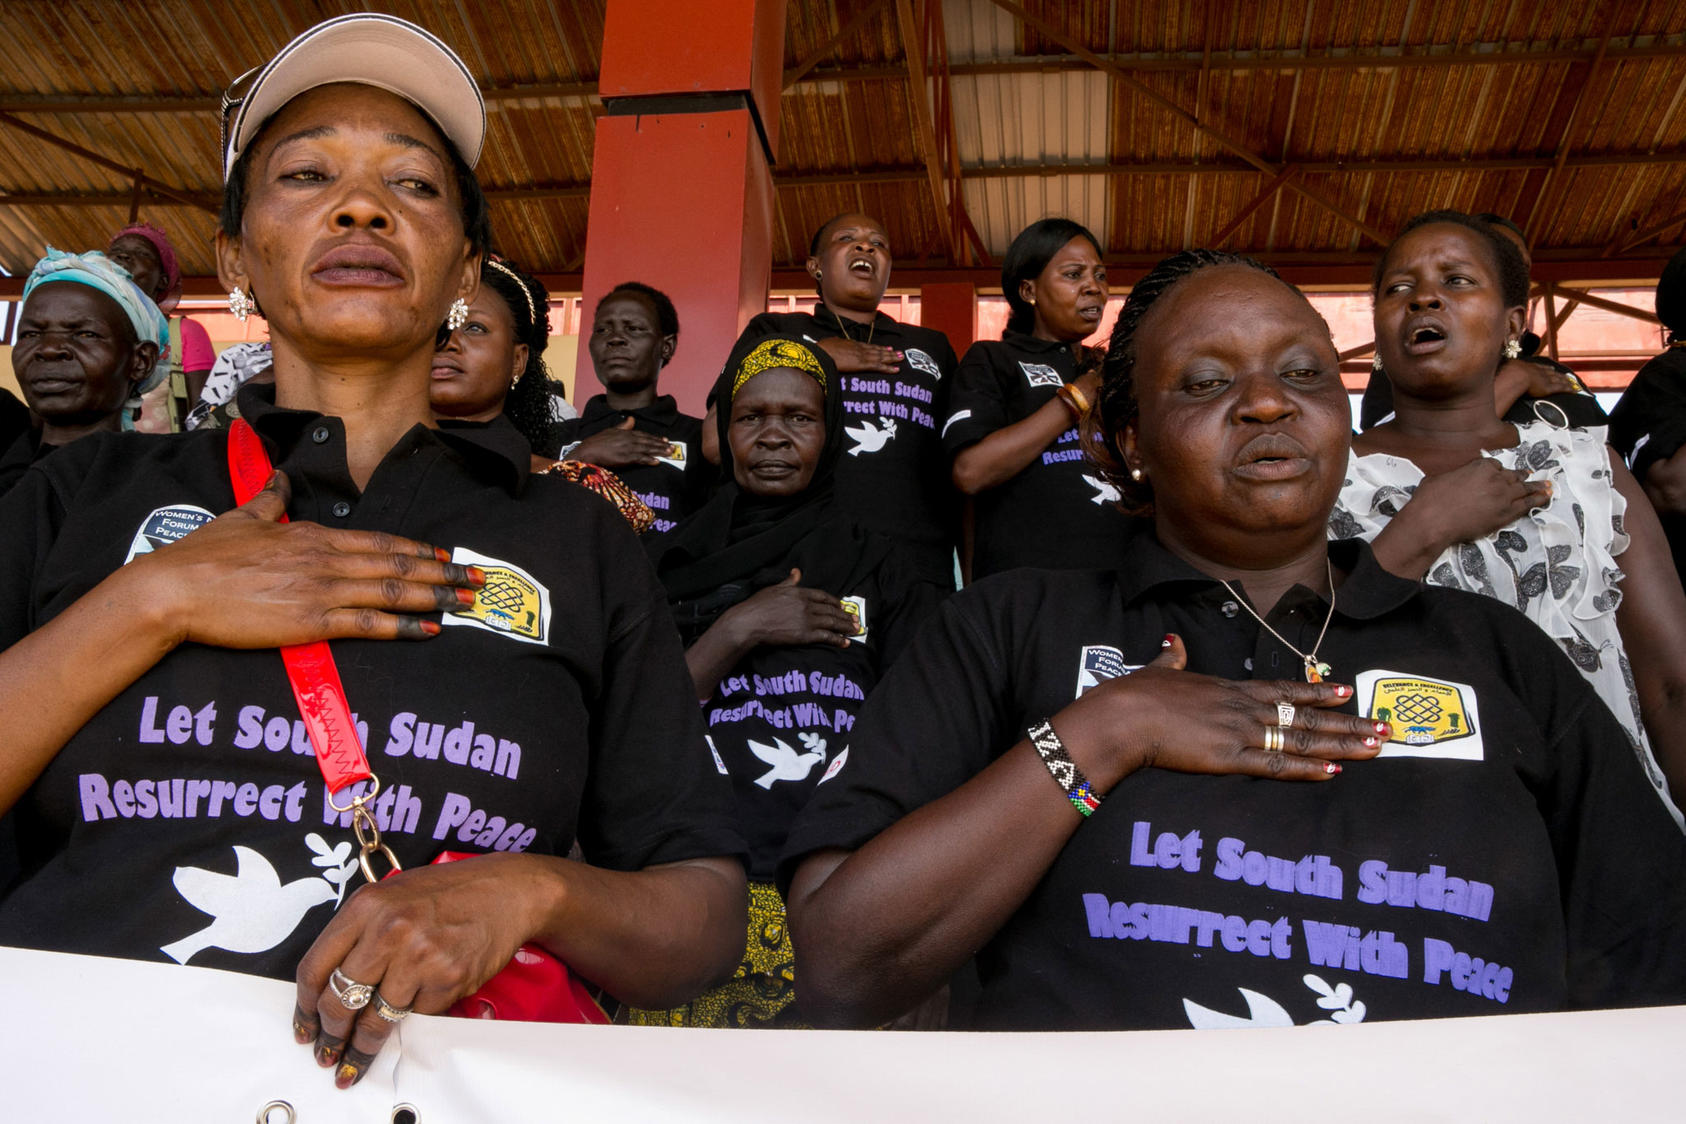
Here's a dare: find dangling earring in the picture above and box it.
[1129,467,1144,482]
[447,298,469,331]
[1371,354,1384,373]
[1503,338,1521,360]
[228,286,253,323]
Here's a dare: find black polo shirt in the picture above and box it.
[554,394,710,534]
[943,334,1139,579]
[0,385,744,980]
[781,536,1686,1029]
[701,546,938,880]
[741,311,960,589]
[1609,347,1686,574]
[0,429,45,498]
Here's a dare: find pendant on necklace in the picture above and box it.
[1304,658,1332,684]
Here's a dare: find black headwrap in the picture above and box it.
[651,334,890,643]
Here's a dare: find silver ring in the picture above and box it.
[374,990,413,1022]
[256,1101,296,1124]
[1263,725,1285,753]
[329,967,375,1011]
[1276,701,1296,728]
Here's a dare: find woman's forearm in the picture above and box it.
[951,398,1076,494]
[789,738,1089,1027]
[529,855,747,1008]
[683,617,750,701]
[0,562,179,813]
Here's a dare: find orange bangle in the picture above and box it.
[1056,383,1090,421]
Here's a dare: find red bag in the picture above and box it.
[228,419,608,1025]
[412,853,608,1024]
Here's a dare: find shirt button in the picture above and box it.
[1221,600,1239,618]
[331,501,351,518]
[311,426,331,444]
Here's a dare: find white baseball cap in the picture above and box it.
[221,13,485,180]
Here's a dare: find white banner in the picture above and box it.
[2,945,1679,1122]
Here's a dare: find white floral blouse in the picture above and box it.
[1331,421,1682,828]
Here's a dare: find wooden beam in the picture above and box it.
[1523,30,1613,240]
[1609,207,1686,256]
[0,113,214,214]
[1209,166,1300,248]
[1543,287,1560,362]
[1339,341,1376,361]
[784,0,892,89]
[986,0,1391,247]
[1543,281,1658,324]
[896,0,961,262]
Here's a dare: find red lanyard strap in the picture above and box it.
[226,420,376,802]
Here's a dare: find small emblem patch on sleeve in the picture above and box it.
[444,547,552,646]
[1356,669,1484,760]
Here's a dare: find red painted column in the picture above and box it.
[579,0,786,415]
[919,281,978,358]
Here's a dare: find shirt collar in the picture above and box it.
[1113,532,1418,621]
[1001,329,1078,356]
[581,393,679,425]
[235,382,532,493]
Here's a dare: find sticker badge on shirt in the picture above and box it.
[1019,361,1063,389]
[124,504,216,564]
[818,745,849,785]
[1075,644,1140,698]
[444,546,551,646]
[904,348,941,379]
[840,596,868,643]
[1356,669,1484,760]
[656,441,688,471]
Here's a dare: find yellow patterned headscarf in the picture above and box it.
[730,338,828,400]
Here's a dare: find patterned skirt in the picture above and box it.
[623,880,804,1029]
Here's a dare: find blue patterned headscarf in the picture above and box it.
[22,248,172,428]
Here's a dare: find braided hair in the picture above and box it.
[479,257,564,454]
[1088,250,1291,514]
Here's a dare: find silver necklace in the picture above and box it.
[1219,558,1337,683]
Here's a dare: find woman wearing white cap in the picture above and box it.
[0,14,746,1088]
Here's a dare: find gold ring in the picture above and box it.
[1263,725,1285,753]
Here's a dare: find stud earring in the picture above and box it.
[1503,338,1521,360]
[1371,353,1384,373]
[1129,467,1144,482]
[228,286,253,323]
[447,298,469,331]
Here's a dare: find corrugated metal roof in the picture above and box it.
[0,0,1681,284]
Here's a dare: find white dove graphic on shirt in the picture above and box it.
[746,732,827,789]
[844,417,897,456]
[1083,473,1122,505]
[160,844,338,964]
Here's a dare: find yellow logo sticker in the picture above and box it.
[1356,670,1484,761]
[840,596,868,644]
[656,441,688,471]
[443,547,551,646]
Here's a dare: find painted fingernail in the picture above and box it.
[466,566,488,585]
[1325,762,1342,775]
[1333,684,1353,697]
[293,1020,312,1045]
[1162,633,1175,647]
[316,1042,342,1068]
[335,1063,360,1089]
[1363,736,1380,748]
[1374,722,1391,737]
[433,547,451,563]
[419,620,441,636]
[455,587,477,606]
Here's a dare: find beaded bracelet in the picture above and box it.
[1055,383,1089,422]
[1027,719,1101,817]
